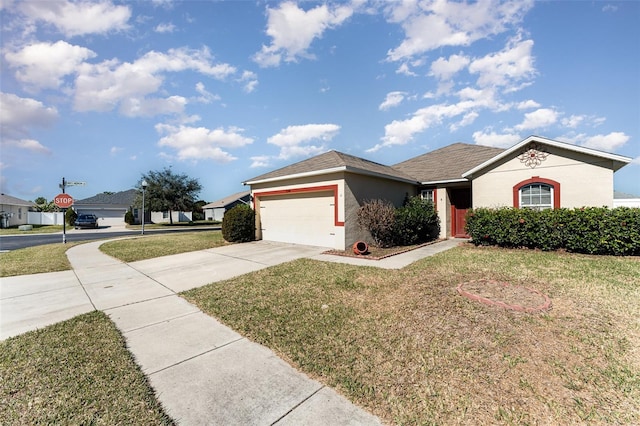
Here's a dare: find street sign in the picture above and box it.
[54,193,74,208]
[66,181,86,186]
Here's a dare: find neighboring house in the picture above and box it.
[614,191,640,208]
[74,189,137,227]
[244,135,632,250]
[150,211,193,224]
[0,193,36,228]
[203,190,251,221]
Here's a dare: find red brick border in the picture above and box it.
[457,279,552,313]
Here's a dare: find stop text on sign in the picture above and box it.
[54,193,74,208]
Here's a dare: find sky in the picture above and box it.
[1,0,639,204]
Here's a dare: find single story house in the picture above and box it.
[244,135,632,250]
[74,189,137,227]
[0,193,36,228]
[203,190,251,221]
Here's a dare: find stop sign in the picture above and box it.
[54,193,74,208]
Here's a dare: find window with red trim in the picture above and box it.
[513,177,560,209]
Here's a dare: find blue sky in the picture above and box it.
[1,0,639,203]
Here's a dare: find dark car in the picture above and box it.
[74,214,99,229]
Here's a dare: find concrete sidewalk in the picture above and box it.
[1,238,464,424]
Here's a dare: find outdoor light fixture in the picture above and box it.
[141,180,148,235]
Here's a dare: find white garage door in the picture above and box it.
[259,191,335,248]
[77,209,126,227]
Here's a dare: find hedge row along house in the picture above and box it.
[243,135,632,250]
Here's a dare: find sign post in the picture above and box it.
[55,177,84,243]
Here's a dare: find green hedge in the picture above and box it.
[466,207,640,256]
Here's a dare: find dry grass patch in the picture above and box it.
[100,230,226,262]
[0,311,173,425]
[184,244,640,425]
[0,242,79,277]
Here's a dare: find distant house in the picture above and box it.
[614,191,640,208]
[203,190,251,221]
[0,193,36,228]
[74,190,137,227]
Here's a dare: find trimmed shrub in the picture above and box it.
[466,206,640,256]
[65,208,77,226]
[357,199,396,247]
[222,204,255,243]
[124,208,135,225]
[394,197,440,246]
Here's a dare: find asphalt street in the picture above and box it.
[0,227,219,251]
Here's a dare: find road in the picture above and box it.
[0,227,220,251]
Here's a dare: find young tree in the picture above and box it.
[138,168,202,224]
[32,196,58,212]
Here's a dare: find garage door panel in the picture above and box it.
[259,191,335,248]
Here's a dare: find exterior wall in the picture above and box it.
[0,204,31,227]
[250,173,346,250]
[343,173,417,247]
[75,203,129,226]
[472,146,615,209]
[151,211,193,223]
[204,207,225,221]
[435,187,450,239]
[614,198,640,208]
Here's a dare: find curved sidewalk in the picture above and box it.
[2,240,385,425]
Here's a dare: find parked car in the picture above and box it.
[74,214,99,229]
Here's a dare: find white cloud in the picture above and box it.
[268,123,340,160]
[74,47,236,116]
[17,0,131,37]
[582,132,629,151]
[449,111,479,132]
[155,22,176,33]
[0,92,57,155]
[250,155,271,168]
[602,4,618,13]
[386,0,533,61]
[194,82,220,104]
[561,114,585,129]
[514,108,558,131]
[253,1,353,67]
[516,100,540,110]
[110,146,124,156]
[379,91,407,111]
[396,62,417,76]
[155,123,254,162]
[469,36,536,91]
[631,156,640,165]
[472,130,521,148]
[238,70,258,93]
[4,40,96,91]
[429,54,470,80]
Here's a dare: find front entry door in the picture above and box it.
[449,188,471,238]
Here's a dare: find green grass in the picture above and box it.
[0,242,79,277]
[0,311,174,425]
[0,225,65,235]
[184,245,640,425]
[100,230,227,262]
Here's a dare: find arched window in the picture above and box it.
[513,177,560,209]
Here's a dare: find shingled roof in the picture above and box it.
[74,189,137,205]
[245,150,418,184]
[0,193,36,207]
[203,190,250,209]
[393,143,505,183]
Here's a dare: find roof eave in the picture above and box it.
[420,178,469,185]
[244,166,347,186]
[343,166,418,184]
[462,135,632,178]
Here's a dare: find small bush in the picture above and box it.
[357,199,396,247]
[466,206,640,256]
[222,204,255,243]
[394,197,440,246]
[124,208,135,225]
[65,208,77,226]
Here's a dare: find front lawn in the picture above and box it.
[184,245,640,425]
[0,225,65,235]
[0,311,173,425]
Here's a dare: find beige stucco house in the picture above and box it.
[244,135,631,250]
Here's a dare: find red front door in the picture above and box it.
[449,188,471,238]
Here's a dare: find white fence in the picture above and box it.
[27,212,65,225]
